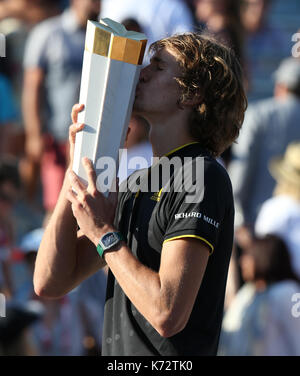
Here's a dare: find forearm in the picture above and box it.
[22,69,44,140]
[23,106,42,139]
[102,244,177,337]
[34,171,78,297]
[34,169,108,297]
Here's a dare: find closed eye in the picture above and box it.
[150,56,166,71]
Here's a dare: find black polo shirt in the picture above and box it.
[102,143,234,356]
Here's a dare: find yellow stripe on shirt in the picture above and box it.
[163,235,214,254]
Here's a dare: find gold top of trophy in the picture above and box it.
[85,19,147,65]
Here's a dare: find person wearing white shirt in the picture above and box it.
[255,142,300,278]
[100,0,195,63]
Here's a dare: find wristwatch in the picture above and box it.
[96,231,124,258]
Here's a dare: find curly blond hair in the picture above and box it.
[150,33,248,157]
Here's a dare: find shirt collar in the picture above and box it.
[163,142,212,159]
[164,142,200,158]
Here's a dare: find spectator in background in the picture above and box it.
[193,0,245,65]
[0,1,63,244]
[192,0,246,166]
[219,235,300,356]
[73,269,107,355]
[0,73,18,155]
[17,226,107,356]
[22,0,101,215]
[0,0,61,155]
[241,0,291,102]
[229,57,300,236]
[0,158,21,299]
[0,0,61,89]
[255,142,300,278]
[100,0,195,63]
[0,159,37,357]
[17,227,73,356]
[0,161,43,356]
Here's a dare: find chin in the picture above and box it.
[133,98,152,118]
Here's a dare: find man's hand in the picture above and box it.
[66,157,118,246]
[68,103,85,168]
[68,103,133,167]
[22,67,45,162]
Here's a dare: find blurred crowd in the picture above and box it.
[0,0,299,356]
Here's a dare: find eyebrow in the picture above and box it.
[150,56,167,65]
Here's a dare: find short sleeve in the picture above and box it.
[23,22,51,70]
[163,161,231,254]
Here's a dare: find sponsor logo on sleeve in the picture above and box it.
[174,212,220,229]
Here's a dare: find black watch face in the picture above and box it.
[102,232,118,248]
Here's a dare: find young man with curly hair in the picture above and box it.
[33,33,247,356]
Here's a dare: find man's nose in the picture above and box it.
[139,65,150,82]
